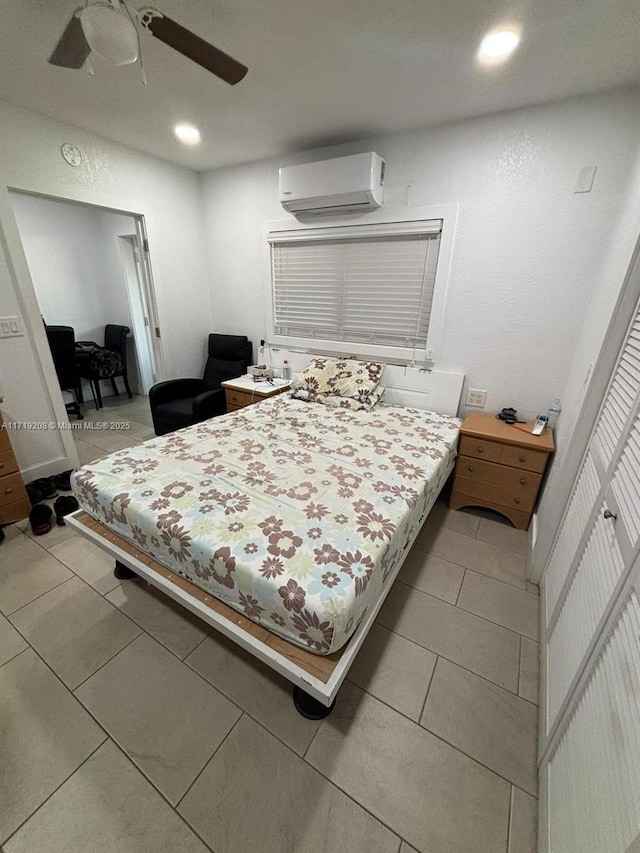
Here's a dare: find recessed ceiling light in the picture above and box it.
[174,124,201,145]
[478,29,520,65]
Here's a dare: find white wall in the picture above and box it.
[199,88,640,426]
[10,194,110,340]
[0,99,211,478]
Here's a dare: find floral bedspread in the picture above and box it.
[72,396,461,654]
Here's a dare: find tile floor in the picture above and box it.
[0,396,539,853]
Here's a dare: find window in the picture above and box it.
[268,218,444,360]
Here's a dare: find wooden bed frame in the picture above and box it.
[66,456,453,716]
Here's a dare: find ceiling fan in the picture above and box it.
[49,0,248,85]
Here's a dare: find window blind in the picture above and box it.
[271,230,441,348]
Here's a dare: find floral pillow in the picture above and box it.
[291,357,384,410]
[290,357,338,399]
[319,384,386,410]
[330,359,384,402]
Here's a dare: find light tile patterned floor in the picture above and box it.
[0,396,539,853]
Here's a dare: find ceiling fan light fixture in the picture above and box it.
[478,28,520,65]
[80,3,139,66]
[174,124,201,145]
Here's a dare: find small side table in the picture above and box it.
[450,411,554,530]
[222,375,291,413]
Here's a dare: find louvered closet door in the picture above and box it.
[545,577,640,853]
[540,278,640,851]
[545,501,625,726]
[542,302,640,741]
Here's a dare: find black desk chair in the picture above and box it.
[45,325,83,420]
[150,334,252,436]
[105,324,133,399]
[77,324,132,410]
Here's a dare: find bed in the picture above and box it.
[69,365,462,716]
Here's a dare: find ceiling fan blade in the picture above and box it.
[49,12,91,69]
[142,13,248,85]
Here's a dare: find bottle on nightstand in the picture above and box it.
[547,398,562,431]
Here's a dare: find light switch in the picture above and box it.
[0,316,24,338]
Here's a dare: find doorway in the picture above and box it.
[9,190,164,405]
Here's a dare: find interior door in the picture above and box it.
[118,235,156,393]
[539,271,640,850]
[134,217,165,382]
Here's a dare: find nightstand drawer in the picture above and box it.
[0,449,19,476]
[225,389,252,409]
[454,475,537,513]
[0,495,31,524]
[458,435,503,463]
[0,472,28,508]
[457,456,542,493]
[500,444,548,473]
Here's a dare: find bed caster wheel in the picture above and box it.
[292,686,336,719]
[114,560,137,580]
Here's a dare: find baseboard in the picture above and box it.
[21,456,76,482]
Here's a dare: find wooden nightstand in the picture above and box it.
[222,375,291,413]
[450,411,554,530]
[0,398,31,524]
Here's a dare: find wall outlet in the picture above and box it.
[466,388,487,408]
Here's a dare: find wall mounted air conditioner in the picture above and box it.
[279,152,385,216]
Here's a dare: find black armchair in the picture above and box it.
[149,334,253,436]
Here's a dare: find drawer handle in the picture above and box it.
[520,477,526,485]
[467,465,474,472]
[519,455,526,463]
[514,497,521,505]
[477,447,484,454]
[5,487,12,495]
[603,509,617,521]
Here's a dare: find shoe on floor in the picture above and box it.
[26,477,58,503]
[29,504,53,536]
[25,483,40,506]
[53,495,79,526]
[54,470,73,492]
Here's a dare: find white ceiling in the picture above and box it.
[1,0,640,172]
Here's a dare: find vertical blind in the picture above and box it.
[270,229,441,348]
